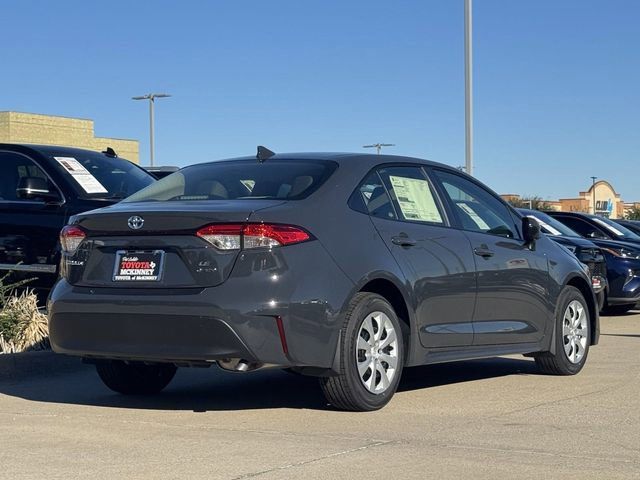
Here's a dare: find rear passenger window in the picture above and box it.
[554,216,606,239]
[378,166,444,225]
[349,171,397,220]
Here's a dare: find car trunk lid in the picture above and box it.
[63,200,285,288]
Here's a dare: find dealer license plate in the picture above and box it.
[113,250,164,282]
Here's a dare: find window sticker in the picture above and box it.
[54,157,108,194]
[456,202,490,230]
[389,176,442,223]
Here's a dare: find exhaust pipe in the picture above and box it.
[235,360,250,372]
[217,358,264,373]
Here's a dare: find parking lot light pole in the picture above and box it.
[132,93,171,167]
[464,0,473,176]
[591,176,597,214]
[363,143,395,155]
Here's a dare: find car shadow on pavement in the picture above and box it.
[398,356,539,393]
[0,356,540,412]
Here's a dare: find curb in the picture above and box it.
[0,351,84,380]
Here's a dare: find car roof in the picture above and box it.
[0,143,128,160]
[194,152,457,171]
[545,211,596,219]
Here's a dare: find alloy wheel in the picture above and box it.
[562,299,588,364]
[355,311,399,394]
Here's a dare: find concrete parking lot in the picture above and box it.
[0,314,638,480]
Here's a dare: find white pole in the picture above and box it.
[464,0,473,176]
[149,97,155,167]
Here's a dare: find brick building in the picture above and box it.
[0,111,139,163]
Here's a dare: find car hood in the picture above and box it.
[587,238,640,251]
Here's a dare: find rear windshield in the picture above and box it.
[123,159,338,203]
[48,150,154,200]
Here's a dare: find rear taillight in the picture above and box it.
[196,224,244,250]
[196,223,310,250]
[60,225,86,254]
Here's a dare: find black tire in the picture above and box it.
[320,292,404,412]
[603,304,634,315]
[535,286,590,375]
[95,360,177,395]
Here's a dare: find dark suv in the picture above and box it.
[546,211,640,245]
[0,144,154,296]
[547,211,640,313]
[49,152,599,411]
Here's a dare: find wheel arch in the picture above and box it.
[352,274,420,365]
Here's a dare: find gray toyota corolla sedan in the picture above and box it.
[48,150,599,411]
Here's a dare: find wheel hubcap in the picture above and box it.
[356,311,399,394]
[562,300,588,364]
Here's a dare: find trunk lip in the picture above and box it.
[70,200,289,236]
[75,199,288,218]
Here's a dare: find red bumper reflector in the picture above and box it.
[275,315,289,355]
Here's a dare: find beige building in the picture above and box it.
[0,111,139,163]
[558,180,624,218]
[503,180,633,219]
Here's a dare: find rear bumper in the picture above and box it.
[48,242,353,369]
[49,307,258,364]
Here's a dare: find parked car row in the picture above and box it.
[516,209,640,315]
[544,211,640,314]
[516,209,607,310]
[0,143,609,410]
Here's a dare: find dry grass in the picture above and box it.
[0,290,49,354]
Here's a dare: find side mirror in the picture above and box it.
[522,216,541,246]
[16,177,60,202]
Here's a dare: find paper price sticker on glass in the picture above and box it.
[389,175,443,223]
[54,156,108,194]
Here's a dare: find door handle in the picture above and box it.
[391,235,417,247]
[474,247,494,258]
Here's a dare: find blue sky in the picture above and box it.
[2,1,639,200]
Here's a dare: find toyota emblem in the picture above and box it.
[127,216,144,230]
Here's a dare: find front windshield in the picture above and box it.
[48,150,155,199]
[590,215,640,240]
[519,209,581,237]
